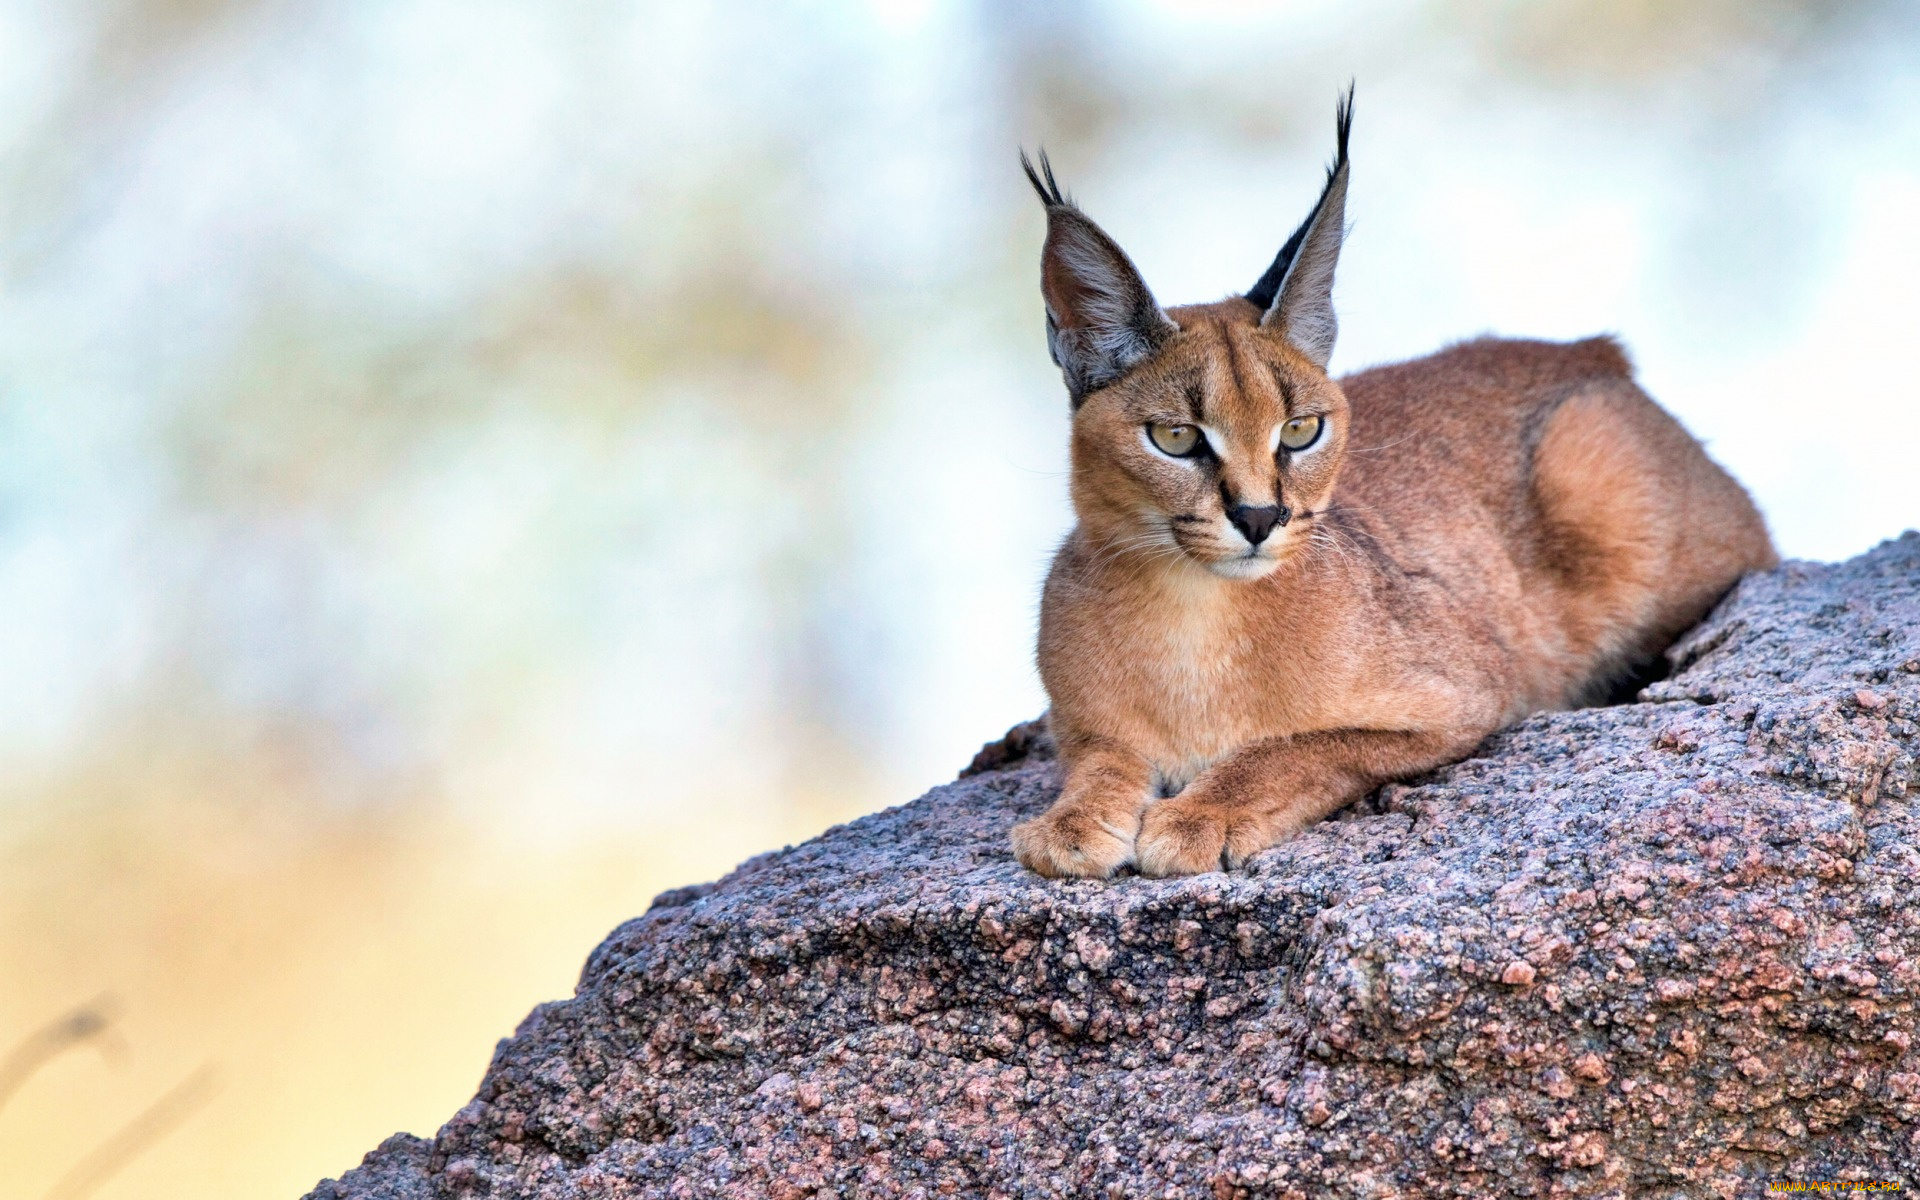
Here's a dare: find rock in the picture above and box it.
[307,535,1920,1199]
[308,1135,435,1200]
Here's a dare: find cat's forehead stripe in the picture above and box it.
[1268,360,1294,413]
[1220,327,1255,419]
[1183,378,1205,422]
[1200,325,1291,432]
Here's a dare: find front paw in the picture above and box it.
[1136,797,1270,877]
[1010,805,1137,879]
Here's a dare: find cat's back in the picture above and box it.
[1332,335,1637,515]
[1326,333,1772,705]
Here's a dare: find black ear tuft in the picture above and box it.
[1245,84,1354,313]
[1020,148,1069,208]
[1024,149,1177,404]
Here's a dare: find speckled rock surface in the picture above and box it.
[309,536,1920,1199]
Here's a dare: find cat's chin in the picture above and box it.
[1203,554,1281,581]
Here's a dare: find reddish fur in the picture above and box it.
[1012,304,1775,878]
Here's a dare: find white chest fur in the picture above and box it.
[1127,570,1259,789]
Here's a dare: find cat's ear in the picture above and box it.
[1247,86,1353,371]
[1022,150,1177,406]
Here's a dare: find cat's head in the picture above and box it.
[1028,90,1353,582]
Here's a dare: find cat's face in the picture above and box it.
[1070,301,1349,580]
[1024,91,1354,580]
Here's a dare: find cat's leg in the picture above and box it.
[1010,740,1155,879]
[1134,726,1487,877]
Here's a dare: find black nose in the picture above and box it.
[1228,503,1289,546]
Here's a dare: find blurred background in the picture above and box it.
[1,0,1916,1196]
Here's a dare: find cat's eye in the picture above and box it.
[1278,414,1324,451]
[1148,423,1204,457]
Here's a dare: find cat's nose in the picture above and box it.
[1228,503,1289,546]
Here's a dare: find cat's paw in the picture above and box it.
[1135,797,1269,877]
[1010,805,1136,878]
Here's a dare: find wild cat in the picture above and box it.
[1009,91,1775,879]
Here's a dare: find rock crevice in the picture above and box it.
[311,536,1920,1198]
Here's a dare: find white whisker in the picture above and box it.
[1342,431,1418,456]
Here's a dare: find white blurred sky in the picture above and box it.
[0,0,1915,835]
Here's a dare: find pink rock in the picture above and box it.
[1500,961,1537,987]
[307,537,1920,1200]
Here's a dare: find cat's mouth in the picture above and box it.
[1165,516,1302,579]
[1206,553,1280,580]
[1196,534,1298,578]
